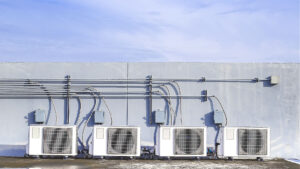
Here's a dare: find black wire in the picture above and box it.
[215,126,220,159]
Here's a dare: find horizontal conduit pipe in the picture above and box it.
[0,78,268,83]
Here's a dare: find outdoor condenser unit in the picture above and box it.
[222,127,270,159]
[90,126,141,157]
[26,125,77,156]
[156,127,207,157]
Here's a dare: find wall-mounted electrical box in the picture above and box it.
[214,109,224,126]
[154,110,165,124]
[34,109,45,123]
[270,76,279,85]
[94,111,105,124]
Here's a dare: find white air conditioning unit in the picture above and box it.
[90,126,140,157]
[156,127,207,157]
[222,127,270,159]
[26,125,77,156]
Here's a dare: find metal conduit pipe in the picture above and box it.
[0,77,268,83]
[0,88,174,96]
[0,80,148,84]
[0,91,152,95]
[0,88,154,93]
[0,94,204,99]
[0,77,265,81]
[0,86,147,91]
[0,83,149,87]
[0,83,148,86]
[0,85,147,90]
[0,84,174,94]
[0,77,267,98]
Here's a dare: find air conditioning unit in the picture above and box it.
[156,127,207,157]
[90,126,140,157]
[222,127,270,159]
[26,125,77,156]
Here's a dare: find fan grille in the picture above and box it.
[43,127,73,154]
[238,129,268,155]
[107,128,137,155]
[174,128,204,155]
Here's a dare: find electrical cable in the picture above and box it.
[86,87,113,126]
[101,94,113,125]
[75,96,82,125]
[26,81,58,125]
[208,95,228,126]
[80,87,114,148]
[159,85,174,125]
[171,81,183,125]
[81,91,97,148]
[154,91,176,126]
[50,97,58,125]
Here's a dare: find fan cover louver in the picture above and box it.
[174,128,204,155]
[107,128,137,155]
[43,127,73,154]
[238,129,268,155]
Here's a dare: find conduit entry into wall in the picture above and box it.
[0,76,275,152]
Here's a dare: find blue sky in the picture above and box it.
[0,0,299,62]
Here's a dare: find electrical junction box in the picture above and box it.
[155,110,165,124]
[270,76,279,85]
[214,109,224,126]
[94,111,105,124]
[34,109,45,123]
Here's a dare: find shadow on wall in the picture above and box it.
[263,77,273,87]
[202,111,217,131]
[82,97,99,148]
[24,111,35,126]
[24,98,52,126]
[0,145,26,157]
[202,97,218,131]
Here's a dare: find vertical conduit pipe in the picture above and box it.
[148,75,153,124]
[66,75,71,124]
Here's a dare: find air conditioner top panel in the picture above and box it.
[224,127,269,129]
[93,126,140,129]
[160,126,206,129]
[30,125,76,128]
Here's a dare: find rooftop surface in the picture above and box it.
[0,157,299,169]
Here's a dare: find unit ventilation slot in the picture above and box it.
[43,127,73,154]
[107,128,137,155]
[238,129,268,155]
[174,128,204,155]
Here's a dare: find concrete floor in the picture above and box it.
[0,157,299,169]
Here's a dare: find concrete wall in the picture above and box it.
[0,62,299,158]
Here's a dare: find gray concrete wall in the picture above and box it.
[0,62,299,158]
